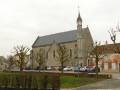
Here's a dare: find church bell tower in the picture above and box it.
[76,10,84,67]
[77,12,82,39]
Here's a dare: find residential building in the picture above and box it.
[90,43,120,72]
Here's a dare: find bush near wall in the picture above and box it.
[89,74,112,79]
[75,74,112,79]
[11,71,112,79]
[11,71,88,76]
[0,74,60,90]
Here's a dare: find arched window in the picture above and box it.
[36,53,38,59]
[70,49,72,57]
[46,52,48,60]
[53,50,55,58]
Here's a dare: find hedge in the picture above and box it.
[0,73,60,90]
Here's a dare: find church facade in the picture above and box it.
[31,12,93,68]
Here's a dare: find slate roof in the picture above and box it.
[32,28,87,48]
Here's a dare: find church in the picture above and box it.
[31,11,93,68]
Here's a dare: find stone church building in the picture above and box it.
[31,11,93,68]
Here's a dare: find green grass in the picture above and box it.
[60,76,105,88]
[0,72,14,74]
[0,72,17,74]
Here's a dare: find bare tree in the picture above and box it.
[108,24,120,53]
[13,45,30,73]
[7,55,14,72]
[56,45,71,75]
[34,49,46,72]
[90,41,105,77]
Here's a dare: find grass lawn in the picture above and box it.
[60,76,105,88]
[0,72,15,74]
[0,72,18,75]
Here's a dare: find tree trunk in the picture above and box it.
[10,65,11,72]
[96,57,98,78]
[61,63,63,75]
[20,66,23,73]
[20,60,24,73]
[39,64,41,72]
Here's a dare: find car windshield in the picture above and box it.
[75,67,79,69]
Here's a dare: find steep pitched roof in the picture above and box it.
[32,28,87,48]
[90,43,120,55]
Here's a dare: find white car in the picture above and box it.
[63,66,72,71]
[80,66,90,72]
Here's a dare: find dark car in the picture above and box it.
[86,67,94,72]
[34,66,47,70]
[88,67,100,73]
[25,66,31,70]
[47,66,55,70]
[74,67,81,72]
[34,66,39,70]
[40,66,47,70]
[58,66,66,71]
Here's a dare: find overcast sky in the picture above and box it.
[0,0,120,57]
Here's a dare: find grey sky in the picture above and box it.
[0,0,120,56]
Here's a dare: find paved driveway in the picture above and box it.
[72,73,120,90]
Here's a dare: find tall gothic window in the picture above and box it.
[53,50,55,58]
[46,52,48,60]
[70,49,72,57]
[36,53,38,59]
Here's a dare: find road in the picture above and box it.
[71,73,120,90]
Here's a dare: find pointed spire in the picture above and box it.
[77,6,82,23]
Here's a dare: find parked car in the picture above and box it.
[34,66,47,70]
[74,67,81,72]
[40,66,47,70]
[47,66,55,70]
[63,66,72,71]
[86,67,94,72]
[58,66,66,71]
[34,66,39,70]
[25,66,31,70]
[88,67,100,73]
[80,66,90,72]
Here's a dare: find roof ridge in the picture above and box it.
[39,28,87,38]
[39,29,76,38]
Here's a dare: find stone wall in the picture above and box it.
[32,41,76,68]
